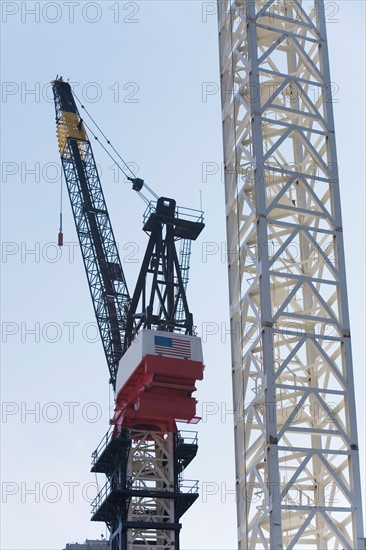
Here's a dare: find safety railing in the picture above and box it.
[178,478,199,495]
[91,479,112,516]
[177,430,198,446]
[91,473,199,516]
[143,201,204,226]
[91,425,114,467]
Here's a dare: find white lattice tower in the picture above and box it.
[217,1,364,548]
[126,431,175,549]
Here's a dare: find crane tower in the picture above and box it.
[52,79,204,550]
[218,1,364,548]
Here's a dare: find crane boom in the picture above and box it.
[52,78,130,389]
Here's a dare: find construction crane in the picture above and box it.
[218,0,365,548]
[52,78,204,549]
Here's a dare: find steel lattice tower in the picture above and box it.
[218,1,364,548]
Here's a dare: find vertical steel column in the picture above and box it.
[125,432,176,549]
[217,1,364,548]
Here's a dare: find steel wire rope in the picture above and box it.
[78,117,150,207]
[73,92,158,202]
[59,162,63,234]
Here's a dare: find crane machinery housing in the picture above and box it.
[52,77,204,550]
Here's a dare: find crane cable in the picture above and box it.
[73,92,159,202]
[74,92,135,178]
[80,117,150,207]
[58,167,64,247]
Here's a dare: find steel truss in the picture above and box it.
[125,198,204,345]
[53,80,130,389]
[125,432,176,548]
[218,1,364,548]
[61,137,130,389]
[91,429,199,550]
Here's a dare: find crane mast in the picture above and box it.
[218,1,364,548]
[52,79,204,549]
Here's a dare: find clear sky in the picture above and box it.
[0,2,365,549]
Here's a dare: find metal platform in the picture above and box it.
[143,198,204,240]
[91,428,131,475]
[90,430,200,526]
[91,478,199,523]
[176,431,198,471]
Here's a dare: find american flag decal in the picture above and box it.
[154,335,191,358]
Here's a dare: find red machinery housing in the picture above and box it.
[111,330,204,434]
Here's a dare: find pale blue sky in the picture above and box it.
[1,2,365,549]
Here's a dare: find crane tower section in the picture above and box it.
[218,1,364,548]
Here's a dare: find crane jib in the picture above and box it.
[69,138,124,343]
[54,80,78,114]
[52,78,130,389]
